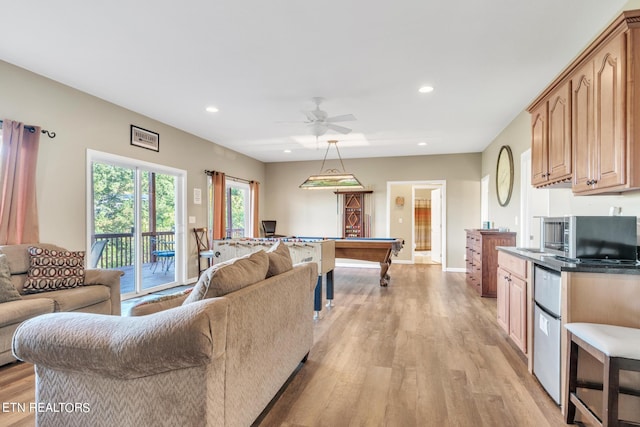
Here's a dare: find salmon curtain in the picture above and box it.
[414,198,431,251]
[211,171,226,240]
[250,181,259,238]
[0,120,40,244]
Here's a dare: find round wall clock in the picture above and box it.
[496,145,514,207]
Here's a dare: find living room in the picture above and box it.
[2,1,640,426]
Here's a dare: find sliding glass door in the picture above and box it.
[88,151,185,298]
[140,170,177,291]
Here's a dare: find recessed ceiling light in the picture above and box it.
[284,149,291,153]
[205,106,219,113]
[418,86,434,93]
[418,142,428,146]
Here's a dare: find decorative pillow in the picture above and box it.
[183,250,269,304]
[0,254,21,303]
[266,240,293,278]
[23,247,86,293]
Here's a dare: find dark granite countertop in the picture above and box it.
[497,246,640,275]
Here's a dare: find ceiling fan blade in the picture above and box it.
[327,123,352,134]
[326,114,356,123]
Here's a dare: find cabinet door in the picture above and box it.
[344,193,364,237]
[496,267,509,333]
[509,275,527,353]
[572,61,594,192]
[593,32,626,190]
[531,103,548,186]
[547,83,572,182]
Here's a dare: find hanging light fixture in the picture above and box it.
[299,140,364,190]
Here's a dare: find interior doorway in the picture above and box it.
[413,185,443,265]
[387,180,446,269]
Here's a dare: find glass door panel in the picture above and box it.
[91,160,179,298]
[141,171,176,291]
[91,162,137,296]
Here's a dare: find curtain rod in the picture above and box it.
[204,170,257,184]
[0,120,56,138]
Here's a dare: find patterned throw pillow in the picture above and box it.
[23,247,86,293]
[0,254,21,303]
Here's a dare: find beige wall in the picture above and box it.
[0,60,265,280]
[264,153,481,269]
[481,111,640,247]
[388,183,413,262]
[481,111,531,234]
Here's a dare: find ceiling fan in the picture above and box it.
[300,97,357,137]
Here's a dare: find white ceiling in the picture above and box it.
[0,1,628,163]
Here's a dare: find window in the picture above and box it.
[226,181,251,238]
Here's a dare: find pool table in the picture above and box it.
[334,238,404,286]
[297,237,404,286]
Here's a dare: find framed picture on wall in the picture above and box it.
[130,125,160,152]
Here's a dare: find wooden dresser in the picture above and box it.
[465,229,516,297]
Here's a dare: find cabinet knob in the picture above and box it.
[586,179,592,185]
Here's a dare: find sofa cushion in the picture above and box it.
[23,247,85,294]
[21,285,110,312]
[0,243,65,275]
[266,241,293,278]
[0,298,55,328]
[0,254,21,303]
[183,250,269,304]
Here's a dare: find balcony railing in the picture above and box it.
[92,231,175,269]
[93,228,245,269]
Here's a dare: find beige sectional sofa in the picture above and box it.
[13,243,317,427]
[0,243,121,366]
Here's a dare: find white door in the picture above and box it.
[520,149,549,248]
[481,175,489,224]
[430,188,442,263]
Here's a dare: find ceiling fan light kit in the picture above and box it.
[299,139,364,190]
[301,97,357,137]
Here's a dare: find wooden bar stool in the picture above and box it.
[564,323,640,427]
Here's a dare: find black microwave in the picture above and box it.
[541,216,638,261]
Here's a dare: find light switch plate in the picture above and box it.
[188,216,196,224]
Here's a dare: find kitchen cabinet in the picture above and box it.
[572,31,626,193]
[497,251,528,354]
[531,82,572,187]
[465,229,516,297]
[528,10,640,195]
[497,246,640,417]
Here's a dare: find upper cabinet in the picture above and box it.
[531,82,571,187]
[528,10,640,194]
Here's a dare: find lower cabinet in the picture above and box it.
[497,252,528,354]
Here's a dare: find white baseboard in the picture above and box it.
[444,267,466,273]
[335,261,379,269]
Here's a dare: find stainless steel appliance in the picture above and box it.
[533,265,562,404]
[540,216,638,261]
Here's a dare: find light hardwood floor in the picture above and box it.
[1,264,573,426]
